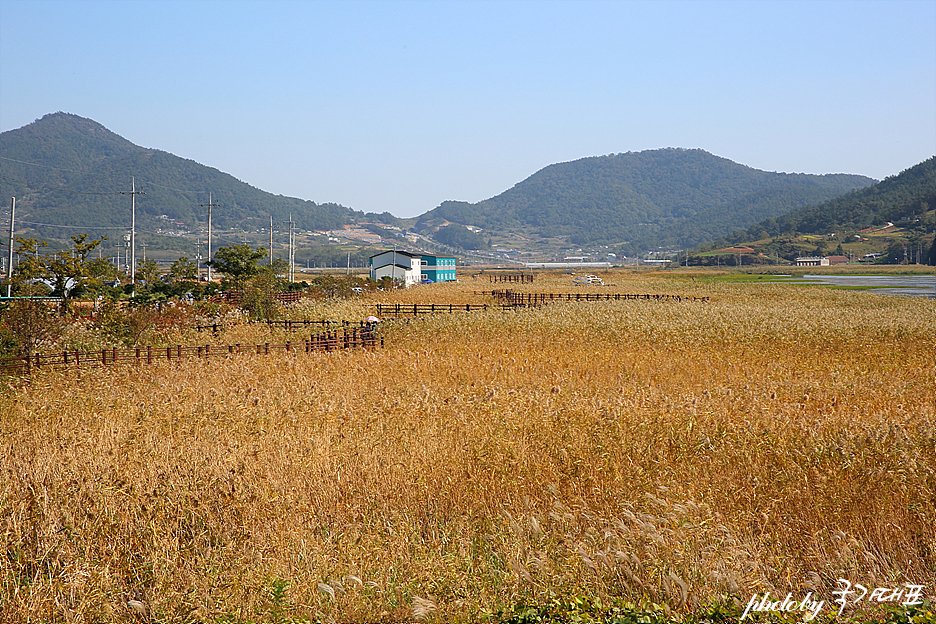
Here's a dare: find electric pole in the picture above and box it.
[117,178,146,295]
[118,179,144,293]
[288,214,296,282]
[6,197,14,297]
[200,193,220,282]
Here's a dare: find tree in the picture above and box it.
[136,259,161,287]
[168,257,198,282]
[0,300,66,359]
[207,244,268,289]
[12,234,107,298]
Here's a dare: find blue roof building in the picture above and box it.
[419,255,457,282]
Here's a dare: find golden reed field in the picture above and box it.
[2,270,934,623]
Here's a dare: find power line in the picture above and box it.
[17,220,128,230]
[1,158,213,196]
[0,155,85,173]
[0,175,124,195]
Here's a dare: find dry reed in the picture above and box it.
[1,270,934,622]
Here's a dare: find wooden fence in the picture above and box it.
[209,290,304,305]
[374,303,517,317]
[0,327,380,376]
[490,290,710,304]
[196,319,374,333]
[488,274,534,284]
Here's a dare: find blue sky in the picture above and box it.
[1,0,934,218]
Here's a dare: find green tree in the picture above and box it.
[136,259,161,287]
[168,256,198,282]
[12,234,107,298]
[207,244,268,289]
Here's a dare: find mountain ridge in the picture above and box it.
[0,112,391,240]
[1,113,886,255]
[416,148,876,252]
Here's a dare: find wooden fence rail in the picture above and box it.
[489,290,709,304]
[488,274,534,284]
[0,327,380,377]
[209,290,304,305]
[196,319,374,333]
[374,303,517,317]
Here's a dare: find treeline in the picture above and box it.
[432,224,489,250]
[416,148,873,252]
[716,157,936,252]
[0,113,402,242]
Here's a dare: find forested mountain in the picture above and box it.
[0,113,397,241]
[729,156,936,241]
[2,114,890,256]
[415,149,874,251]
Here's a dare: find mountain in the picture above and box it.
[415,149,875,252]
[730,156,936,240]
[0,112,397,241]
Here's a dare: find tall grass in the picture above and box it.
[1,272,934,622]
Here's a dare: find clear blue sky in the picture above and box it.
[2,0,934,218]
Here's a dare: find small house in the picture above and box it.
[795,256,830,267]
[368,250,423,286]
[419,255,457,282]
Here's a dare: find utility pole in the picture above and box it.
[287,214,296,282]
[200,193,220,282]
[118,179,144,293]
[269,216,274,266]
[6,197,14,297]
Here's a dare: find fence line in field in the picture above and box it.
[209,290,304,305]
[489,290,709,304]
[488,274,534,284]
[374,303,518,317]
[0,327,380,376]
[196,319,374,333]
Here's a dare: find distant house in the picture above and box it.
[795,256,830,267]
[368,250,422,286]
[419,255,457,282]
[826,255,849,265]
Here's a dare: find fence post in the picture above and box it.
[147,346,152,364]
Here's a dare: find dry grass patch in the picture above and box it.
[2,275,934,622]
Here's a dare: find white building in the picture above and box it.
[368,250,423,286]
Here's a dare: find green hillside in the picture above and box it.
[708,156,936,265]
[416,148,874,252]
[733,156,936,239]
[0,113,399,241]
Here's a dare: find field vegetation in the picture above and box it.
[1,270,934,623]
